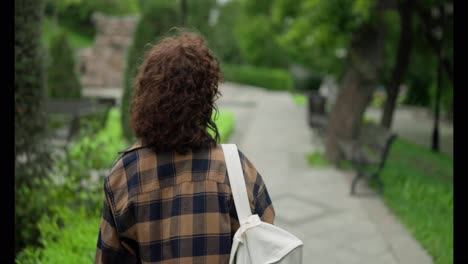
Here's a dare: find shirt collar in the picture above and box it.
[117,140,147,154]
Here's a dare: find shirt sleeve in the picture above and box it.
[95,183,138,264]
[229,150,275,229]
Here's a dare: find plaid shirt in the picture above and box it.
[95,141,275,264]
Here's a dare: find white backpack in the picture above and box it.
[221,144,303,264]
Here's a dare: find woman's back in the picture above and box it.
[95,142,274,263]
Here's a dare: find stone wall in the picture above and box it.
[76,12,139,88]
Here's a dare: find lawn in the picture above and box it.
[211,110,235,143]
[306,138,453,264]
[292,93,306,106]
[306,151,330,167]
[379,138,453,264]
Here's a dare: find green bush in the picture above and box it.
[69,108,127,170]
[42,17,93,51]
[47,30,82,98]
[16,107,235,263]
[121,0,180,141]
[16,108,125,262]
[222,64,294,91]
[16,207,100,264]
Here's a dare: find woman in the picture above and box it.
[95,31,275,263]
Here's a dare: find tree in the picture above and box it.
[414,0,453,152]
[209,0,244,64]
[15,0,52,252]
[380,0,415,128]
[121,1,180,141]
[47,30,82,98]
[277,0,393,162]
[325,17,388,162]
[234,0,288,68]
[46,0,140,40]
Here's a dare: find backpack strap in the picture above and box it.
[221,144,252,224]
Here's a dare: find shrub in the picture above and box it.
[121,0,180,141]
[15,0,53,253]
[47,30,82,98]
[42,17,93,51]
[16,107,235,263]
[222,64,294,91]
[69,108,127,170]
[15,207,100,264]
[16,108,125,262]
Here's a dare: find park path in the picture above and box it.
[217,82,433,264]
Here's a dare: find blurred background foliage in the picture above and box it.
[37,0,453,113]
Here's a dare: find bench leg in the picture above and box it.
[350,171,366,195]
[370,172,384,194]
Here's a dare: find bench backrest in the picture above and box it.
[358,124,397,170]
[46,98,112,143]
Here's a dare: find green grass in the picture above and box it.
[292,94,306,106]
[379,138,453,264]
[306,152,330,167]
[211,110,235,143]
[307,138,453,264]
[16,207,101,264]
[42,17,94,50]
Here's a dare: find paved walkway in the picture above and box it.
[217,82,433,264]
[365,106,453,157]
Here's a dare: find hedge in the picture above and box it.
[47,29,82,99]
[221,64,294,91]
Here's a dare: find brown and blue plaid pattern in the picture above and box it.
[95,141,275,264]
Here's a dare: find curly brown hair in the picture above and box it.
[129,31,222,154]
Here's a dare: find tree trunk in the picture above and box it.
[325,21,386,163]
[431,52,442,152]
[181,0,187,25]
[15,0,51,253]
[415,3,453,85]
[381,0,414,128]
[431,4,445,153]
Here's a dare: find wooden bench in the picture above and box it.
[337,124,397,195]
[46,98,113,146]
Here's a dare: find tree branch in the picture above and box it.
[415,2,453,84]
